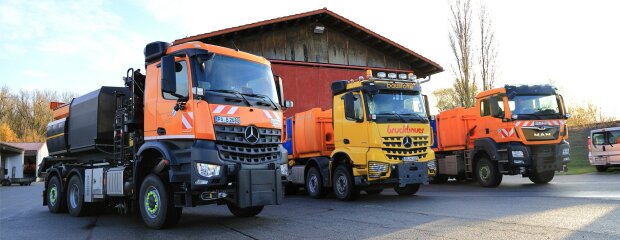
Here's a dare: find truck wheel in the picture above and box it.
[139,174,182,229]
[430,174,449,184]
[67,175,90,217]
[47,176,67,213]
[595,165,608,172]
[529,170,555,184]
[394,184,421,196]
[306,167,325,198]
[476,157,502,188]
[333,165,359,201]
[227,203,264,217]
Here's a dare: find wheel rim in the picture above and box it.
[479,165,490,181]
[69,183,79,209]
[144,186,160,219]
[336,174,347,195]
[308,175,318,193]
[49,184,58,206]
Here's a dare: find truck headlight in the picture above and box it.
[512,151,524,158]
[196,163,220,178]
[427,160,437,170]
[562,148,570,156]
[368,161,389,178]
[280,164,288,176]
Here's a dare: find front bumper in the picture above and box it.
[171,140,286,208]
[355,161,429,187]
[509,140,569,172]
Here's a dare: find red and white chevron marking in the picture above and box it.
[498,128,515,138]
[262,110,281,120]
[212,105,239,115]
[514,120,565,127]
[182,112,193,129]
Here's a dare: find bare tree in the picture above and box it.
[449,0,477,108]
[479,3,498,91]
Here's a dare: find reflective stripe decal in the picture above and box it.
[263,110,273,119]
[182,112,193,129]
[227,106,239,115]
[213,105,225,114]
[144,135,195,140]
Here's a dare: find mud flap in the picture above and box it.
[236,169,283,208]
[398,162,429,187]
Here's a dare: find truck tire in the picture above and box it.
[227,203,264,217]
[595,165,608,172]
[475,157,502,188]
[139,174,182,229]
[430,174,449,184]
[47,176,67,213]
[306,167,325,199]
[529,170,555,184]
[394,184,421,196]
[67,175,90,217]
[333,165,359,201]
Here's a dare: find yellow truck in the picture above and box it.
[284,71,436,200]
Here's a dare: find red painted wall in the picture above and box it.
[272,64,365,117]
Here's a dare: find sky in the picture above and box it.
[1,0,619,117]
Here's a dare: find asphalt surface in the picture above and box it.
[1,173,619,240]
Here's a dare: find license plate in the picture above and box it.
[214,116,240,125]
[402,156,418,162]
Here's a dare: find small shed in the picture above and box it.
[175,8,443,115]
[0,142,47,182]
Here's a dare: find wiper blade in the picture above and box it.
[242,93,279,110]
[376,112,405,123]
[401,113,429,123]
[207,89,253,107]
[515,113,541,119]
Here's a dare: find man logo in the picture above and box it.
[403,136,413,148]
[244,125,260,144]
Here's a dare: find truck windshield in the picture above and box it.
[366,91,427,122]
[194,54,279,104]
[509,95,560,118]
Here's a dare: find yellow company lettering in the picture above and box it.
[386,82,415,89]
[387,125,424,134]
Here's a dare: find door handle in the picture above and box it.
[157,127,166,135]
[344,139,350,144]
[485,128,489,134]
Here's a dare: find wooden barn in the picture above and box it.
[174,8,443,116]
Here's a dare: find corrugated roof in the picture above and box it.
[0,142,24,154]
[174,8,443,76]
[7,142,44,151]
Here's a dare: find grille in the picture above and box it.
[382,136,430,161]
[214,125,282,164]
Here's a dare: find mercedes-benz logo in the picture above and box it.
[403,136,413,148]
[244,125,260,144]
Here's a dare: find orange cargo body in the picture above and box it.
[290,108,335,159]
[435,107,478,151]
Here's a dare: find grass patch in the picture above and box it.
[561,157,596,175]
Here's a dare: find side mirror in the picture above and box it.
[161,55,177,94]
[423,94,431,120]
[343,93,356,121]
[274,75,285,106]
[565,113,571,119]
[284,100,294,109]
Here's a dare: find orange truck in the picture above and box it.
[284,71,436,200]
[431,85,571,187]
[40,41,292,228]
